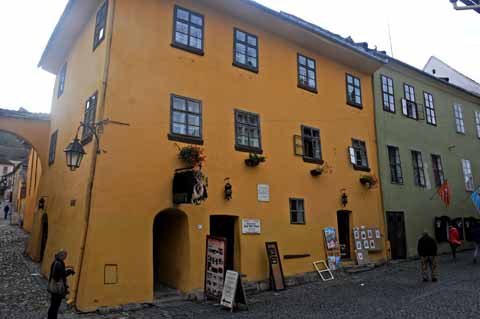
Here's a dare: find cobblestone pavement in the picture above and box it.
[1,218,480,319]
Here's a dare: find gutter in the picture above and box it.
[73,0,116,307]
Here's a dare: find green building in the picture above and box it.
[373,58,480,258]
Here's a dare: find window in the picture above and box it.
[57,64,67,98]
[411,151,426,187]
[172,6,204,55]
[289,198,305,224]
[82,93,98,143]
[48,130,58,166]
[431,154,445,188]
[234,109,261,153]
[297,54,317,92]
[93,1,108,50]
[169,95,202,144]
[233,29,258,72]
[387,146,403,184]
[402,84,418,119]
[454,104,465,134]
[462,159,474,191]
[301,126,322,163]
[381,75,395,112]
[349,139,369,171]
[346,74,362,107]
[424,92,436,125]
[475,111,480,138]
[3,167,8,174]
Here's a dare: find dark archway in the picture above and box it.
[153,209,190,296]
[40,214,48,262]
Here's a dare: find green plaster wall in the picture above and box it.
[373,64,480,257]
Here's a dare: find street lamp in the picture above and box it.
[64,136,86,171]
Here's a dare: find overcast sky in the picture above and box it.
[0,0,478,114]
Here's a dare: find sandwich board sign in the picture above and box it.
[265,242,285,291]
[220,270,248,312]
[204,236,227,300]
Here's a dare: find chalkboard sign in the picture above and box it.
[204,236,227,300]
[265,242,285,291]
[220,270,248,312]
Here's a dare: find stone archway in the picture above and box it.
[152,208,190,296]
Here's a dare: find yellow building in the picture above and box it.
[32,0,388,311]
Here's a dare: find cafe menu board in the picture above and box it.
[220,270,248,311]
[204,236,227,300]
[265,242,285,291]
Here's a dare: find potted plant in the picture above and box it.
[178,145,206,167]
[359,174,378,189]
[245,153,266,167]
[310,160,329,177]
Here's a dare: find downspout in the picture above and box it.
[73,0,116,307]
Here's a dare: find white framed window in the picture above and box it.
[381,75,395,113]
[462,159,474,191]
[402,84,418,120]
[475,111,480,139]
[454,104,465,134]
[424,92,436,125]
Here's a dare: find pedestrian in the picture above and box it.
[417,231,438,282]
[448,225,461,260]
[472,223,480,264]
[3,204,9,219]
[47,250,75,319]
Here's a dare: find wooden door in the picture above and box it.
[386,212,407,259]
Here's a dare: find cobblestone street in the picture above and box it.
[1,219,480,319]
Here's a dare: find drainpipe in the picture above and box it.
[73,0,116,307]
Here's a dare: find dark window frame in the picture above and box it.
[387,145,403,185]
[57,64,67,98]
[48,130,58,166]
[93,1,108,51]
[297,53,317,93]
[431,154,445,188]
[402,83,418,120]
[424,91,437,126]
[289,198,305,225]
[171,5,205,56]
[301,125,322,163]
[411,150,426,187]
[351,139,370,172]
[346,74,363,108]
[168,94,203,145]
[233,28,259,73]
[234,109,262,154]
[381,74,395,113]
[81,92,98,145]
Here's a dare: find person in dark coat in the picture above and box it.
[417,232,438,282]
[3,204,9,219]
[472,223,480,264]
[48,250,75,319]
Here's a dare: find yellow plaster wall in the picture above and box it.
[23,149,43,232]
[72,0,386,310]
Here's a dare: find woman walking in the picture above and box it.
[448,225,461,260]
[47,250,75,319]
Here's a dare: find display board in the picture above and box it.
[265,242,285,291]
[204,236,227,300]
[353,226,383,265]
[323,227,341,270]
[220,270,248,312]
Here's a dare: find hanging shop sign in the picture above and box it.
[220,270,248,312]
[242,219,261,234]
[265,242,285,291]
[257,184,270,202]
[172,169,208,205]
[204,236,227,300]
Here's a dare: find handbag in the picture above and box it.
[47,278,66,295]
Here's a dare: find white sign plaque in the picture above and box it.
[242,219,261,234]
[257,184,270,202]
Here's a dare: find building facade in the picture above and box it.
[32,0,388,311]
[373,59,480,258]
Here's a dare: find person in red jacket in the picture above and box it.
[448,225,462,260]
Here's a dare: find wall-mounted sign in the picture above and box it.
[257,184,270,202]
[204,236,227,300]
[220,270,248,312]
[242,219,261,234]
[265,242,285,291]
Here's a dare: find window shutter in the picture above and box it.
[293,135,304,156]
[348,147,356,165]
[401,98,408,116]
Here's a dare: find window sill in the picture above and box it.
[383,108,396,114]
[171,43,204,56]
[353,165,371,172]
[290,222,306,225]
[297,84,318,94]
[426,122,437,127]
[303,157,323,164]
[235,145,263,154]
[391,182,404,185]
[93,38,105,52]
[456,131,466,135]
[168,134,204,145]
[347,101,363,109]
[232,61,258,74]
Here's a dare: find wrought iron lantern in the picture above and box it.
[341,189,348,207]
[64,136,86,171]
[224,178,232,200]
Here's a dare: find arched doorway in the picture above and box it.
[153,209,190,297]
[40,213,48,262]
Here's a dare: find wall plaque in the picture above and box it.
[242,219,261,234]
[257,184,270,202]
